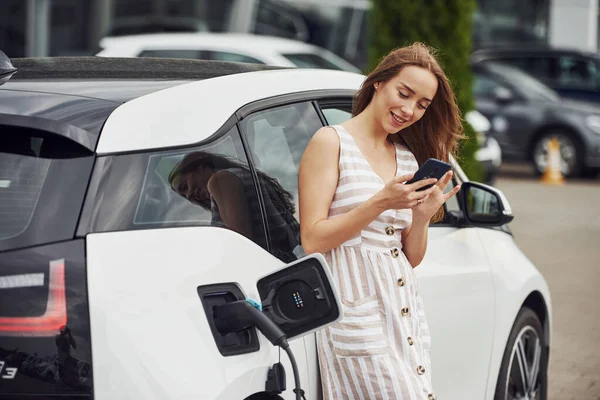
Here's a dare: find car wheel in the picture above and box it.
[532,131,582,178]
[494,307,548,400]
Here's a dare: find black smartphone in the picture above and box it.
[405,158,452,191]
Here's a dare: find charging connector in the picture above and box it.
[213,300,286,346]
[213,300,305,400]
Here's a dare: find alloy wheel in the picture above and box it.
[533,134,578,177]
[504,326,543,400]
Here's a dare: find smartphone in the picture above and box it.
[405,158,452,191]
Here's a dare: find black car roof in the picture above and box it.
[0,57,284,150]
[2,56,283,102]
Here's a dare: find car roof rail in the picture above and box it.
[0,50,17,86]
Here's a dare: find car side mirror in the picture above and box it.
[257,253,342,341]
[460,181,514,226]
[493,86,515,104]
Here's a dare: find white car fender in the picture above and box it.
[476,228,552,400]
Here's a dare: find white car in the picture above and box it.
[96,32,362,73]
[0,54,550,400]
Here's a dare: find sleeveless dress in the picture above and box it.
[316,125,436,400]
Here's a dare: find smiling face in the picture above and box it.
[371,65,439,134]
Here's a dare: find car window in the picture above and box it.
[321,104,352,125]
[282,53,344,70]
[0,126,94,252]
[138,49,205,59]
[473,72,503,97]
[82,125,301,260]
[556,55,600,89]
[205,51,264,64]
[240,102,323,259]
[497,57,553,80]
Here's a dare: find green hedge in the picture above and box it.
[368,0,484,181]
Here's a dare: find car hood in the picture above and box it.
[558,98,600,115]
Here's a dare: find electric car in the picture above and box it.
[0,54,551,400]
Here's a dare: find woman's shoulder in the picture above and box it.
[313,125,341,143]
[305,126,341,155]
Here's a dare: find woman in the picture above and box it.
[169,151,301,262]
[298,43,463,399]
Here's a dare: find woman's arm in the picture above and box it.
[401,215,429,267]
[401,170,461,267]
[298,127,436,254]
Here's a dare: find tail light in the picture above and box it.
[0,259,67,336]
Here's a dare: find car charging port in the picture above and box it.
[197,283,260,357]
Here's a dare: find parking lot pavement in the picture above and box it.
[493,163,600,400]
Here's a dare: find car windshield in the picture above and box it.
[487,62,560,102]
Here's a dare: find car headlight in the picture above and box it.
[586,115,600,134]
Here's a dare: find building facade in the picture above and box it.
[0,0,591,70]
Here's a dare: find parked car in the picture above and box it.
[472,46,600,104]
[472,61,600,177]
[95,32,361,73]
[0,54,550,400]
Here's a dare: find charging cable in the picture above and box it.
[213,300,305,400]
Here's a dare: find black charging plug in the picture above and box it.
[265,362,286,394]
[213,300,287,347]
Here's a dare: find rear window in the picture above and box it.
[0,139,49,240]
[0,127,94,252]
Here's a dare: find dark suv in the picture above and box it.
[472,46,600,104]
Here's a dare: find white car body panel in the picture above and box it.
[96,69,364,154]
[86,227,314,400]
[96,33,361,73]
[476,228,552,400]
[417,226,495,399]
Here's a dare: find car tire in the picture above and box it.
[531,131,583,178]
[494,307,548,400]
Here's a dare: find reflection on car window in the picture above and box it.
[133,135,238,226]
[241,102,323,260]
[282,53,343,70]
[86,126,301,262]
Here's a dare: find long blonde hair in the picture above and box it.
[354,43,464,221]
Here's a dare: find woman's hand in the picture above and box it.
[411,170,461,221]
[373,173,439,211]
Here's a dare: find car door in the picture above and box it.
[472,71,537,160]
[80,124,310,400]
[315,101,496,400]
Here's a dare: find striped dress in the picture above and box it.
[316,125,436,400]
